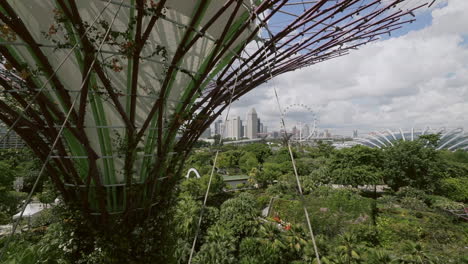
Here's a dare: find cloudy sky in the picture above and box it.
[220,0,468,136]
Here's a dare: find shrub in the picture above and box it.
[219,193,258,238]
[256,194,272,210]
[395,187,427,201]
[427,195,464,211]
[0,191,27,224]
[266,181,293,197]
[438,177,468,202]
[349,224,379,246]
[399,197,428,211]
[377,195,399,209]
[239,237,282,264]
[309,185,335,198]
[31,207,57,228]
[327,189,370,216]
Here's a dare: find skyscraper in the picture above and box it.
[230,116,242,140]
[302,124,310,139]
[353,129,358,138]
[246,108,258,139]
[222,117,242,139]
[292,126,298,139]
[214,119,223,135]
[224,119,230,138]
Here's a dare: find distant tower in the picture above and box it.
[243,125,247,138]
[231,116,242,140]
[272,131,279,139]
[224,119,230,138]
[302,124,310,139]
[247,108,258,139]
[214,119,223,135]
[353,129,358,138]
[292,126,298,139]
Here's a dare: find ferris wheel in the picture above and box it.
[282,104,320,141]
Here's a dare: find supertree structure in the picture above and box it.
[0,0,427,230]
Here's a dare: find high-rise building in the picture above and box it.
[243,125,247,139]
[257,118,261,133]
[302,124,310,139]
[223,117,242,139]
[292,126,298,139]
[353,129,358,138]
[272,131,279,139]
[230,116,242,139]
[214,119,223,135]
[263,126,268,134]
[220,123,226,137]
[246,108,258,139]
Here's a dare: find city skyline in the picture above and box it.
[219,0,467,137]
[208,108,268,139]
[211,104,467,139]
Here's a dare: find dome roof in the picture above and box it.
[354,127,468,151]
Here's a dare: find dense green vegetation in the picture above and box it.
[0,137,467,263]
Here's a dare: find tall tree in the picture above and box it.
[383,140,443,192]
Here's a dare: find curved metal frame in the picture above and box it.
[438,128,465,150]
[387,129,398,141]
[356,127,468,151]
[185,168,201,179]
[354,138,382,149]
[399,128,406,141]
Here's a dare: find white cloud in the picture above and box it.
[224,0,468,136]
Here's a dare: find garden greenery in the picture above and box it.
[1,138,467,263]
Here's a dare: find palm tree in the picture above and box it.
[174,196,200,238]
[283,225,308,255]
[365,248,397,264]
[257,222,287,251]
[193,225,237,264]
[204,224,237,245]
[398,241,435,264]
[335,233,362,264]
[192,241,237,264]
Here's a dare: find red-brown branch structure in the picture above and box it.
[0,0,426,231]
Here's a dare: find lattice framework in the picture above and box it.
[0,0,427,225]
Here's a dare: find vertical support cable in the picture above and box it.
[257,34,322,262]
[272,83,321,263]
